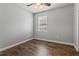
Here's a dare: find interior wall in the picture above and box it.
[0,4,33,49]
[34,4,74,44]
[74,4,79,51]
[73,4,78,51]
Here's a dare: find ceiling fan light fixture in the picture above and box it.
[32,3,51,10]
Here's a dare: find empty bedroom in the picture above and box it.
[0,3,79,56]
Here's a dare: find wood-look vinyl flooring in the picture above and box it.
[0,39,79,56]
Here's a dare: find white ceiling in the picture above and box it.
[17,3,72,13]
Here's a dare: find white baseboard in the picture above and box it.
[33,38,79,52]
[73,45,79,52]
[0,38,78,52]
[33,38,73,46]
[0,38,32,52]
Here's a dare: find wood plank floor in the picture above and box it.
[0,39,79,56]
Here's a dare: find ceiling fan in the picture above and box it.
[26,3,51,10]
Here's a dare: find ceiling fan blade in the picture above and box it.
[26,4,33,6]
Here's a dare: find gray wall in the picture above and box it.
[77,4,79,51]
[74,4,79,51]
[34,5,74,43]
[73,4,78,50]
[0,4,33,49]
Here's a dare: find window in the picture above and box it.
[38,16,47,32]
